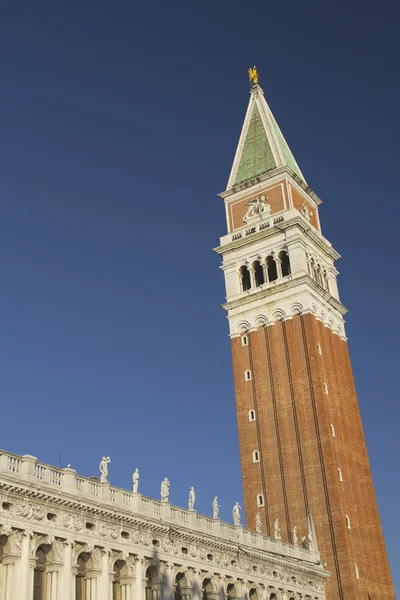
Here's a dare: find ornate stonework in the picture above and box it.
[0,451,327,599]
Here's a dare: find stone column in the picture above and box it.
[135,557,146,600]
[275,255,282,279]
[249,266,256,289]
[262,262,269,283]
[62,542,73,600]
[1,530,23,600]
[18,531,30,600]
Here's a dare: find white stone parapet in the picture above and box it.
[0,450,328,600]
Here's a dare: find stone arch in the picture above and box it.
[237,321,251,334]
[253,314,268,328]
[76,551,91,600]
[201,574,220,600]
[239,265,251,292]
[174,570,193,600]
[290,302,303,315]
[271,308,285,322]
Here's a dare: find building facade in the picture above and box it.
[214,74,394,599]
[0,451,327,600]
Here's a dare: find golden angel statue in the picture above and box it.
[248,66,259,87]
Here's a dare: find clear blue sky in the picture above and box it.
[1,1,398,591]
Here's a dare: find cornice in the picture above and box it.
[214,213,340,262]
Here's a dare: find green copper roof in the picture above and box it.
[266,106,302,178]
[234,104,276,185]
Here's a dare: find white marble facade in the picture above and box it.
[0,452,327,600]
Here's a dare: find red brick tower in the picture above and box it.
[215,70,394,599]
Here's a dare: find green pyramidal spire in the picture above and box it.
[228,79,305,189]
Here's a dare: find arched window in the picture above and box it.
[267,255,278,282]
[240,266,251,292]
[249,409,256,421]
[330,424,336,437]
[279,251,291,277]
[252,261,264,286]
[317,343,322,355]
[253,450,260,463]
[241,335,248,347]
[324,382,329,395]
[338,468,343,482]
[345,515,351,529]
[245,370,252,381]
[354,563,360,580]
[257,493,264,507]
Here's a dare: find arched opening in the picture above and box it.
[252,261,264,287]
[266,256,278,282]
[76,552,90,600]
[146,566,162,600]
[279,251,291,277]
[33,544,52,600]
[112,559,126,600]
[323,270,330,292]
[240,266,251,292]
[249,588,259,600]
[202,577,217,600]
[175,572,192,600]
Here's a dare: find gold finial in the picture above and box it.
[248,66,259,87]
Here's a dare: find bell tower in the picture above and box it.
[215,69,394,600]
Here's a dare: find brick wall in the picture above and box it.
[231,314,394,600]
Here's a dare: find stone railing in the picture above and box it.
[0,450,319,564]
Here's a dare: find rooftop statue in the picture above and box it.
[212,496,220,519]
[99,456,111,483]
[232,502,242,526]
[248,66,259,87]
[132,468,139,493]
[161,477,170,502]
[188,486,196,510]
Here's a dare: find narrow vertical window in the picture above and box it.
[245,370,252,381]
[330,424,336,437]
[346,515,351,529]
[241,335,248,347]
[279,250,291,277]
[317,343,322,355]
[253,450,260,463]
[252,260,264,287]
[257,494,264,507]
[249,410,256,422]
[354,564,360,580]
[324,382,329,395]
[266,255,278,282]
[338,468,343,482]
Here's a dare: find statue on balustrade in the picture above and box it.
[132,468,139,493]
[274,518,281,540]
[212,496,220,519]
[161,477,170,502]
[99,456,111,483]
[232,502,242,526]
[255,512,262,533]
[188,486,196,510]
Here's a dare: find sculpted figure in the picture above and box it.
[161,477,170,502]
[243,195,271,223]
[232,502,242,526]
[301,202,311,221]
[99,456,111,483]
[132,468,139,493]
[292,526,298,545]
[188,486,196,510]
[248,66,259,86]
[255,512,262,533]
[212,496,220,519]
[274,518,281,540]
[308,532,314,551]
